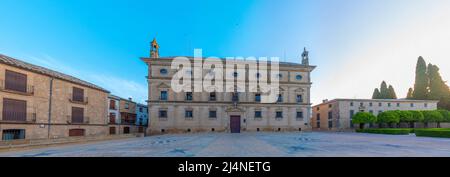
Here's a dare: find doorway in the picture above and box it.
[230,116,241,133]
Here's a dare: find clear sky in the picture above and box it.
[1,0,449,104]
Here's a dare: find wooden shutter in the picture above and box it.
[109,113,116,124]
[2,98,26,121]
[71,107,84,123]
[109,100,116,109]
[72,87,84,102]
[5,70,27,93]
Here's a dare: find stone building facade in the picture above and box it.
[0,54,109,141]
[142,39,316,134]
[311,99,439,130]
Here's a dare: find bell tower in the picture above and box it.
[150,38,159,58]
[301,47,309,65]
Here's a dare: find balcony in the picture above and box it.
[69,96,88,105]
[67,115,90,124]
[0,79,34,96]
[0,113,37,123]
[120,119,136,125]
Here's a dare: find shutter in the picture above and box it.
[72,87,84,102]
[69,129,85,136]
[71,107,84,123]
[2,98,26,121]
[5,70,27,93]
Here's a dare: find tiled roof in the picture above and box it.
[0,54,109,93]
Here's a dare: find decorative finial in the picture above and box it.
[301,47,309,65]
[150,38,159,58]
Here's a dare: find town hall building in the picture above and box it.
[142,39,316,134]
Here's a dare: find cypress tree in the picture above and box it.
[406,88,414,99]
[413,56,428,99]
[380,81,389,99]
[427,64,450,109]
[372,88,381,99]
[388,85,397,99]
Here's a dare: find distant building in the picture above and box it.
[0,54,110,141]
[119,98,137,134]
[311,99,439,130]
[107,94,121,135]
[136,103,148,127]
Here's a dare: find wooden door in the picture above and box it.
[230,116,241,133]
[69,129,85,137]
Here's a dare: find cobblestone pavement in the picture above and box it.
[1,132,450,157]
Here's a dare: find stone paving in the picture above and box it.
[1,132,450,157]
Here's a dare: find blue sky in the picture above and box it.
[1,0,450,104]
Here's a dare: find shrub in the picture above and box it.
[409,110,424,123]
[438,110,450,123]
[422,110,444,123]
[356,128,411,135]
[352,112,377,129]
[377,111,400,127]
[415,128,450,138]
[396,111,414,123]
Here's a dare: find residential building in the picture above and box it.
[142,39,316,134]
[136,103,148,127]
[119,97,140,134]
[311,99,439,130]
[108,94,121,135]
[0,54,109,141]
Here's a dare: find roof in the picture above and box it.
[0,54,109,93]
[141,56,316,68]
[313,98,440,107]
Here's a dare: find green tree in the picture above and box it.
[352,112,377,129]
[406,88,414,99]
[438,110,450,123]
[409,110,424,128]
[372,88,381,99]
[388,85,397,99]
[413,56,428,100]
[380,81,389,99]
[427,64,450,110]
[377,111,400,128]
[422,110,444,128]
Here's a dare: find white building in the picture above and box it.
[312,99,439,130]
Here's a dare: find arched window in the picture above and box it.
[160,68,168,75]
[296,74,303,80]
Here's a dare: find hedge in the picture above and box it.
[415,128,450,138]
[356,128,412,135]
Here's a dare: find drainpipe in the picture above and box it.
[47,77,54,139]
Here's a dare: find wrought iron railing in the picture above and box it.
[0,113,36,123]
[69,96,88,104]
[0,79,34,95]
[67,115,90,124]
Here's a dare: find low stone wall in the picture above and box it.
[0,133,143,150]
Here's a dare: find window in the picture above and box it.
[109,127,116,135]
[5,70,27,93]
[369,110,374,114]
[316,107,320,111]
[123,127,130,134]
[276,111,283,118]
[410,103,414,107]
[256,73,261,78]
[296,95,303,103]
[159,110,167,118]
[296,112,303,119]
[232,92,239,102]
[360,102,364,107]
[328,120,333,129]
[109,100,116,110]
[388,103,391,107]
[69,129,85,137]
[424,103,428,107]
[209,111,217,118]
[328,111,332,120]
[71,107,84,123]
[296,75,303,80]
[233,72,238,77]
[255,111,262,118]
[109,113,116,124]
[379,102,382,107]
[185,110,193,119]
[328,104,332,108]
[277,94,283,103]
[369,102,373,107]
[160,68,168,75]
[255,94,261,102]
[185,92,193,101]
[72,87,84,102]
[139,107,143,112]
[209,92,216,101]
[2,98,26,122]
[125,103,129,109]
[277,74,283,78]
[397,103,400,107]
[160,91,168,101]
[316,113,320,121]
[2,129,25,140]
[349,110,355,119]
[350,102,354,106]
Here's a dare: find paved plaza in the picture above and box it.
[1,132,450,157]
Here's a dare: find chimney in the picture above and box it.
[128,97,132,101]
[322,99,328,103]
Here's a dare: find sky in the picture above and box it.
[1,0,449,104]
